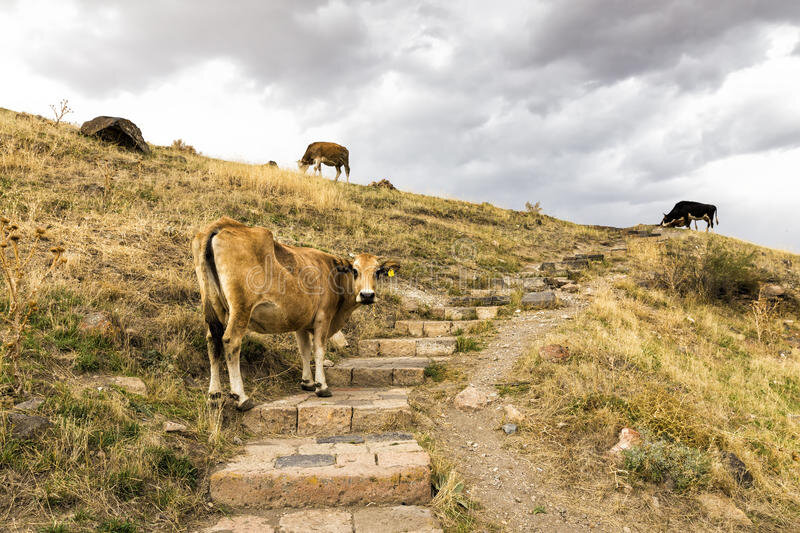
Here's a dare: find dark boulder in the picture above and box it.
[266,160,278,167]
[80,116,151,154]
[369,179,397,190]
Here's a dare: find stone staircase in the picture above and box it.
[203,296,502,532]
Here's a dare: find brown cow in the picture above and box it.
[297,141,351,183]
[191,217,398,410]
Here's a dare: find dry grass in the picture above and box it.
[512,235,800,531]
[0,107,621,529]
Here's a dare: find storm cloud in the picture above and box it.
[3,0,800,250]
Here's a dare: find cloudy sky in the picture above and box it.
[2,1,800,252]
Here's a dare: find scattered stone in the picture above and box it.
[503,404,524,424]
[80,116,151,154]
[502,423,517,435]
[696,493,752,527]
[7,412,52,440]
[329,331,348,350]
[454,385,492,411]
[163,421,188,433]
[608,427,642,456]
[521,291,557,310]
[323,359,335,368]
[101,376,147,396]
[233,436,243,445]
[561,283,580,293]
[79,311,115,337]
[369,178,397,190]
[539,344,570,363]
[762,284,786,298]
[13,398,44,411]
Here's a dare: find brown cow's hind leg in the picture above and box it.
[206,317,225,404]
[334,165,341,182]
[295,330,316,391]
[222,312,253,411]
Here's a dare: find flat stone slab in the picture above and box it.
[358,337,456,357]
[242,388,413,436]
[202,505,442,532]
[327,357,448,387]
[430,306,500,320]
[448,294,510,306]
[521,291,558,310]
[394,319,482,337]
[209,435,431,509]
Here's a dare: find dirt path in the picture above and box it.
[425,293,606,532]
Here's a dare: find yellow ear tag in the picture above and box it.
[388,269,395,277]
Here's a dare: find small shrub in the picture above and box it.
[108,469,145,500]
[456,336,481,353]
[97,518,137,533]
[623,439,710,491]
[147,446,198,487]
[170,139,196,155]
[424,362,447,382]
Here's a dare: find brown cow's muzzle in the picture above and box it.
[357,290,375,304]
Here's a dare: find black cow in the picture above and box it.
[660,201,719,231]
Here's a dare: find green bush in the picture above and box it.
[623,439,710,491]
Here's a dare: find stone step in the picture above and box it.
[203,505,442,532]
[209,433,431,510]
[358,337,457,357]
[395,319,482,337]
[448,294,510,306]
[326,357,448,387]
[242,388,412,436]
[430,305,500,320]
[521,290,559,309]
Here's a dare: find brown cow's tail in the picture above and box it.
[715,207,719,226]
[201,229,228,320]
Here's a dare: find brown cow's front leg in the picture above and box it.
[295,330,316,391]
[312,322,332,397]
[222,313,253,411]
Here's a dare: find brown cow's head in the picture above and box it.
[336,254,399,304]
[297,160,310,173]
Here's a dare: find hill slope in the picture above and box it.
[1,108,799,531]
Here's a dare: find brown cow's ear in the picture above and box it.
[377,259,400,277]
[335,259,353,273]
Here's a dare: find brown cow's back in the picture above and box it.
[301,142,349,166]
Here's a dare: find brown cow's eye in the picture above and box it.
[352,269,359,279]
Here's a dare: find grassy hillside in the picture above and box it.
[0,108,613,530]
[2,107,798,531]
[513,235,800,531]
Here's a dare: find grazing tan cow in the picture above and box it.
[297,141,350,183]
[191,217,398,410]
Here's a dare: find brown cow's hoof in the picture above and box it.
[315,387,332,398]
[236,398,255,411]
[300,380,316,391]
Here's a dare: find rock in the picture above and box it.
[369,178,397,190]
[13,398,44,411]
[539,344,570,363]
[724,452,753,487]
[608,427,642,456]
[762,284,786,298]
[503,404,524,424]
[7,412,52,440]
[696,493,752,527]
[266,160,278,167]
[280,509,352,533]
[502,423,517,435]
[79,311,115,337]
[323,359,334,368]
[101,376,147,395]
[329,331,348,351]
[233,436,243,445]
[353,506,441,533]
[454,385,492,411]
[561,283,580,293]
[521,291,557,310]
[205,515,275,533]
[80,116,151,154]
[163,421,188,433]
